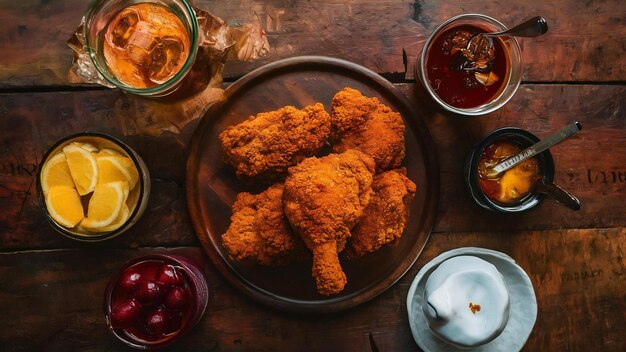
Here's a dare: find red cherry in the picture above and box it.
[134,280,163,304]
[146,308,169,335]
[166,311,183,334]
[165,286,189,310]
[110,298,142,327]
[156,264,184,287]
[117,268,143,293]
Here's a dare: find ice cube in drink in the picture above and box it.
[107,7,140,49]
[103,3,190,89]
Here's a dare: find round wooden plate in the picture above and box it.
[186,56,439,313]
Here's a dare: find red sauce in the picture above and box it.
[426,25,509,108]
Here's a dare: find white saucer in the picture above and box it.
[406,247,537,352]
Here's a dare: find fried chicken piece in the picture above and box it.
[219,103,331,179]
[331,87,406,172]
[222,183,305,265]
[330,88,381,139]
[283,149,375,295]
[348,168,417,257]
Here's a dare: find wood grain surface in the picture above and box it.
[0,229,623,351]
[1,84,624,249]
[1,0,625,86]
[0,0,625,350]
[1,83,624,350]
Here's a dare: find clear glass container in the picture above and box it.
[417,14,522,116]
[104,254,209,349]
[36,132,151,241]
[83,0,199,97]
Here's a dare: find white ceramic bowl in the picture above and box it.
[423,256,510,348]
[407,247,537,352]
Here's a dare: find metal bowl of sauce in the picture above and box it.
[465,128,554,213]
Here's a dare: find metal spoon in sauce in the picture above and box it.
[466,16,548,55]
[533,177,581,210]
[484,122,582,179]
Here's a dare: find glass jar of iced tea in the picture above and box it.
[83,0,199,96]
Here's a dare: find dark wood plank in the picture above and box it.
[1,0,625,87]
[0,89,199,249]
[0,228,623,351]
[399,82,626,233]
[1,84,624,249]
[1,177,196,250]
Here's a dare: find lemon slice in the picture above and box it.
[63,143,98,195]
[97,155,139,190]
[98,148,122,156]
[84,205,130,232]
[45,186,84,228]
[81,181,128,229]
[126,186,140,212]
[40,153,75,195]
[80,143,99,153]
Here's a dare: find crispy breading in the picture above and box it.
[348,168,416,257]
[330,88,381,139]
[283,150,375,295]
[222,183,306,265]
[219,103,331,179]
[330,87,405,172]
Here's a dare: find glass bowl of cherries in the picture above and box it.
[104,254,208,349]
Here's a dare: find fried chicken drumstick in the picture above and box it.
[222,183,305,265]
[331,87,405,172]
[283,150,375,295]
[219,103,331,179]
[348,168,416,257]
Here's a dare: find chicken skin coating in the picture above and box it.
[283,149,375,295]
[219,103,331,179]
[330,87,381,139]
[222,183,305,265]
[348,168,416,257]
[331,87,405,172]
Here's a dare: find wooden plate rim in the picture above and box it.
[186,56,440,314]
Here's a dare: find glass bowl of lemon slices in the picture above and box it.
[36,132,150,241]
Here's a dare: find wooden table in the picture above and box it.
[1,1,624,351]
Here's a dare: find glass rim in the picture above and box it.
[103,253,208,349]
[36,132,147,241]
[83,0,200,96]
[418,13,522,116]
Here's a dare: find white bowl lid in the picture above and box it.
[407,247,537,352]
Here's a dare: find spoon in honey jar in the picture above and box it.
[483,122,582,179]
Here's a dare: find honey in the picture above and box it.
[477,141,540,204]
